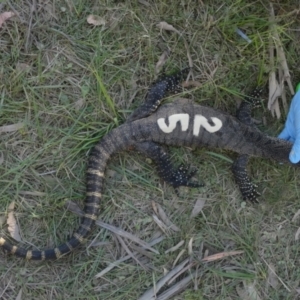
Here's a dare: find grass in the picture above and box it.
[1,0,300,299]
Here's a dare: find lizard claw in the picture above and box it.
[170,164,204,189]
[241,182,261,203]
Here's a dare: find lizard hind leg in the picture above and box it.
[135,141,204,191]
[236,86,264,126]
[233,87,264,202]
[232,154,261,203]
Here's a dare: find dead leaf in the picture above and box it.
[279,68,288,113]
[157,21,181,35]
[165,240,184,254]
[151,201,158,215]
[96,220,159,254]
[65,200,84,217]
[87,14,106,26]
[0,215,5,227]
[0,12,15,28]
[155,50,170,74]
[19,191,46,196]
[267,263,279,289]
[15,289,22,300]
[152,214,170,235]
[16,63,31,73]
[138,0,151,7]
[268,29,283,119]
[74,98,85,111]
[201,250,243,262]
[95,236,165,279]
[295,227,300,241]
[188,237,193,255]
[172,249,186,267]
[39,0,58,21]
[292,209,300,222]
[115,235,145,270]
[236,285,249,299]
[0,123,25,133]
[268,3,295,119]
[129,244,155,259]
[274,34,294,95]
[236,281,262,300]
[157,21,193,69]
[190,199,206,218]
[7,201,22,242]
[268,73,282,105]
[138,258,190,300]
[268,72,282,118]
[152,201,180,232]
[182,80,202,88]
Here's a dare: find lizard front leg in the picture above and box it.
[231,154,260,203]
[127,68,190,122]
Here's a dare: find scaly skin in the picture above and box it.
[1,72,297,260]
[232,87,263,202]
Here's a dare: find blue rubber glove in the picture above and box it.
[278,83,300,163]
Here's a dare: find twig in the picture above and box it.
[96,220,160,254]
[157,271,197,300]
[138,258,190,300]
[94,236,165,279]
[25,0,36,53]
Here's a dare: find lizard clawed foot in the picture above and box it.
[168,164,204,189]
[232,154,260,203]
[239,178,260,203]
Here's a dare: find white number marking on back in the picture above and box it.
[157,113,190,133]
[157,113,222,136]
[193,115,223,136]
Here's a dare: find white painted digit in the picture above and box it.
[157,113,190,133]
[157,113,222,135]
[193,115,222,136]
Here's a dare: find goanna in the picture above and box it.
[0,68,298,260]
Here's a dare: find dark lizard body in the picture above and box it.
[0,69,298,260]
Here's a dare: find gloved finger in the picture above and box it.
[295,113,300,132]
[278,127,291,140]
[290,91,300,110]
[289,143,300,164]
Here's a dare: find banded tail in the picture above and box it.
[0,69,186,260]
[0,132,129,260]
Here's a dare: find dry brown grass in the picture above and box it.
[1,0,300,299]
